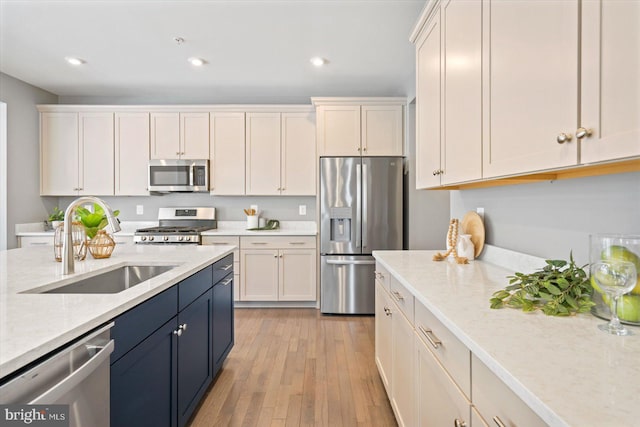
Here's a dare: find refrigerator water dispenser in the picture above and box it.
[329,207,352,242]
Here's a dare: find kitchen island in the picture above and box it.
[0,243,235,379]
[374,248,640,427]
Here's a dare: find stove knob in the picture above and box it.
[185,236,191,242]
[164,236,169,241]
[178,236,184,241]
[149,236,154,241]
[141,236,147,241]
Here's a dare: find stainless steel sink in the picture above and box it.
[41,265,177,294]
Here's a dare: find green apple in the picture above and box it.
[600,245,640,295]
[615,295,640,323]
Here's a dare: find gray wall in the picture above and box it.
[0,73,58,249]
[58,194,316,222]
[404,101,450,249]
[450,171,640,266]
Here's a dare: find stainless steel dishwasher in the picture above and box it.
[0,322,114,427]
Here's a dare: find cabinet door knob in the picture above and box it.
[454,419,467,427]
[575,127,592,139]
[383,306,392,316]
[176,152,181,155]
[173,328,182,337]
[556,133,572,144]
[363,147,367,152]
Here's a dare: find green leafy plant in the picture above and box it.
[75,203,120,239]
[48,207,65,222]
[489,254,594,316]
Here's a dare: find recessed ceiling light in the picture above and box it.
[310,57,327,67]
[188,57,206,67]
[65,57,86,66]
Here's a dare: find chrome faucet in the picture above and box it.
[62,196,121,275]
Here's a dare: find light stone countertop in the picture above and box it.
[373,249,640,427]
[0,243,235,379]
[15,221,317,237]
[201,220,317,236]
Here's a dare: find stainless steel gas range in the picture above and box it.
[134,207,217,244]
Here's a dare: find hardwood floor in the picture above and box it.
[189,308,397,427]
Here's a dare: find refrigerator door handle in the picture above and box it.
[356,163,362,249]
[325,259,376,266]
[362,162,368,249]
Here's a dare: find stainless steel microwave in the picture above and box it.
[148,159,208,192]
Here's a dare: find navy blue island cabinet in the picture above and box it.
[110,254,234,427]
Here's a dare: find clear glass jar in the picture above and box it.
[54,221,87,262]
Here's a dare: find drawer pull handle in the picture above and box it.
[210,242,232,245]
[289,242,306,245]
[418,326,442,349]
[221,278,233,286]
[221,264,233,271]
[383,306,392,316]
[454,419,467,427]
[30,242,49,246]
[252,242,268,245]
[392,290,404,301]
[492,416,506,427]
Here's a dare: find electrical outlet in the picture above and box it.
[299,205,307,216]
[476,207,484,220]
[136,205,144,215]
[250,204,258,214]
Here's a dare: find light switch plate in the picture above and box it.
[250,204,258,214]
[476,207,484,220]
[136,205,144,215]
[299,205,307,215]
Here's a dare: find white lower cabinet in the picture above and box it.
[471,354,546,427]
[374,281,393,394]
[391,305,415,427]
[240,236,316,302]
[415,337,471,427]
[375,264,544,427]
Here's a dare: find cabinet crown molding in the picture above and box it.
[310,97,407,107]
[409,0,440,43]
[37,104,314,113]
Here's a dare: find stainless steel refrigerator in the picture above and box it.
[320,157,403,314]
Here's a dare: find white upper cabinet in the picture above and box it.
[313,98,405,157]
[281,112,316,196]
[361,105,403,156]
[245,112,281,195]
[40,112,79,195]
[245,110,316,196]
[40,111,114,196]
[79,112,115,195]
[150,112,209,159]
[580,0,640,164]
[414,0,482,188]
[210,112,246,195]
[441,0,482,184]
[316,105,361,156]
[482,0,579,178]
[115,112,149,196]
[415,9,442,189]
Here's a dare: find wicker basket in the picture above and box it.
[87,230,116,259]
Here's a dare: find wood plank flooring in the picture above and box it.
[189,308,397,427]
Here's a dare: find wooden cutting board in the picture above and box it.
[461,211,485,257]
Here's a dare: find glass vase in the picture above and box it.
[54,222,87,262]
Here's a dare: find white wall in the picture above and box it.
[450,171,640,266]
[0,73,58,249]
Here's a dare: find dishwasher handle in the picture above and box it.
[30,339,114,404]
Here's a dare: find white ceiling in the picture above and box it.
[0,0,424,103]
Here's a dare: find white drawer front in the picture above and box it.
[240,235,315,249]
[472,354,546,427]
[375,261,391,292]
[415,300,471,398]
[389,275,414,324]
[18,236,54,247]
[201,236,240,259]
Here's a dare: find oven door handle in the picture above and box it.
[189,163,195,186]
